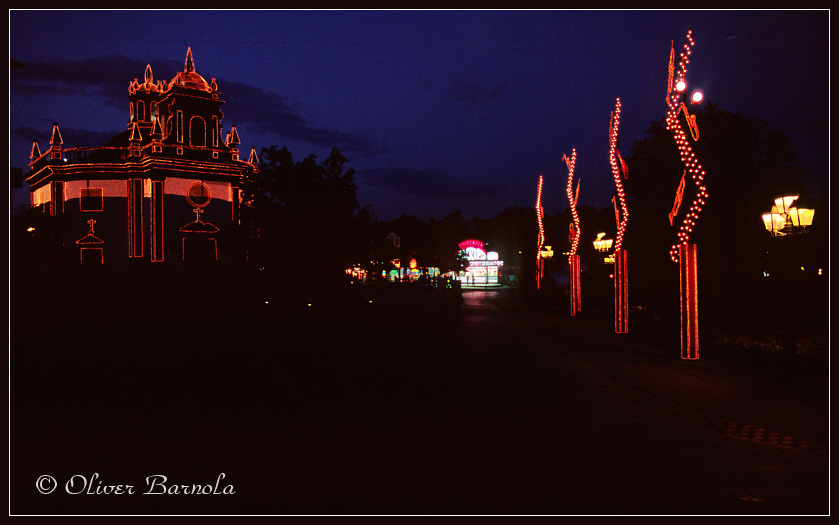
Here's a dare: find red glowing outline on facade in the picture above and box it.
[76,219,105,264]
[127,178,143,257]
[665,30,709,264]
[25,48,257,267]
[179,208,220,262]
[151,180,164,262]
[186,181,211,208]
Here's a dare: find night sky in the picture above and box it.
[9,9,830,221]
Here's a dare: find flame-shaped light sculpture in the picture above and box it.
[535,175,545,290]
[609,98,629,333]
[665,28,706,359]
[564,149,581,315]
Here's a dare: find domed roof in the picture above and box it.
[170,47,211,92]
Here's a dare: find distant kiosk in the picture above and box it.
[458,239,503,284]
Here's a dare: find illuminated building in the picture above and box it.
[458,239,503,285]
[23,48,258,267]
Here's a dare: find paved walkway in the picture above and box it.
[10,285,828,515]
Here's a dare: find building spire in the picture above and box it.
[144,63,153,85]
[129,121,143,142]
[50,123,63,146]
[185,47,195,73]
[228,125,240,146]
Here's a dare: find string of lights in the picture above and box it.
[564,149,580,257]
[535,174,545,289]
[665,29,708,264]
[608,97,629,253]
[564,149,581,315]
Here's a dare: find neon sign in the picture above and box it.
[458,239,485,252]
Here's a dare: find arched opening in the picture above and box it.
[189,116,207,147]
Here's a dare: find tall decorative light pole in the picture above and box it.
[564,149,581,316]
[609,98,629,334]
[535,175,546,290]
[665,28,708,360]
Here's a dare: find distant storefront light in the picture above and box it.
[458,239,503,284]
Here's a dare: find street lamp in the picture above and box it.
[593,232,613,253]
[593,233,615,264]
[762,195,814,236]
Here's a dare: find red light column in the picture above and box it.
[666,29,707,360]
[535,175,545,290]
[609,98,629,334]
[564,149,581,316]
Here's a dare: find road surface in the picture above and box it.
[10,284,828,515]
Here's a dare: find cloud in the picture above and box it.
[217,79,388,158]
[357,166,513,199]
[10,55,164,110]
[443,78,506,121]
[11,126,121,150]
[10,55,386,158]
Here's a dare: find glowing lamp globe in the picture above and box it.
[690,90,704,104]
[790,207,815,227]
[762,213,786,234]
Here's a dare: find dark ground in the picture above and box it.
[9,272,829,516]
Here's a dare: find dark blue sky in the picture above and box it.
[10,9,829,221]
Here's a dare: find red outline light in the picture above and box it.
[666,29,705,358]
[564,150,581,315]
[535,175,545,289]
[609,98,629,333]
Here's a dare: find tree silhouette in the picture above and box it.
[240,145,365,282]
[624,102,824,332]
